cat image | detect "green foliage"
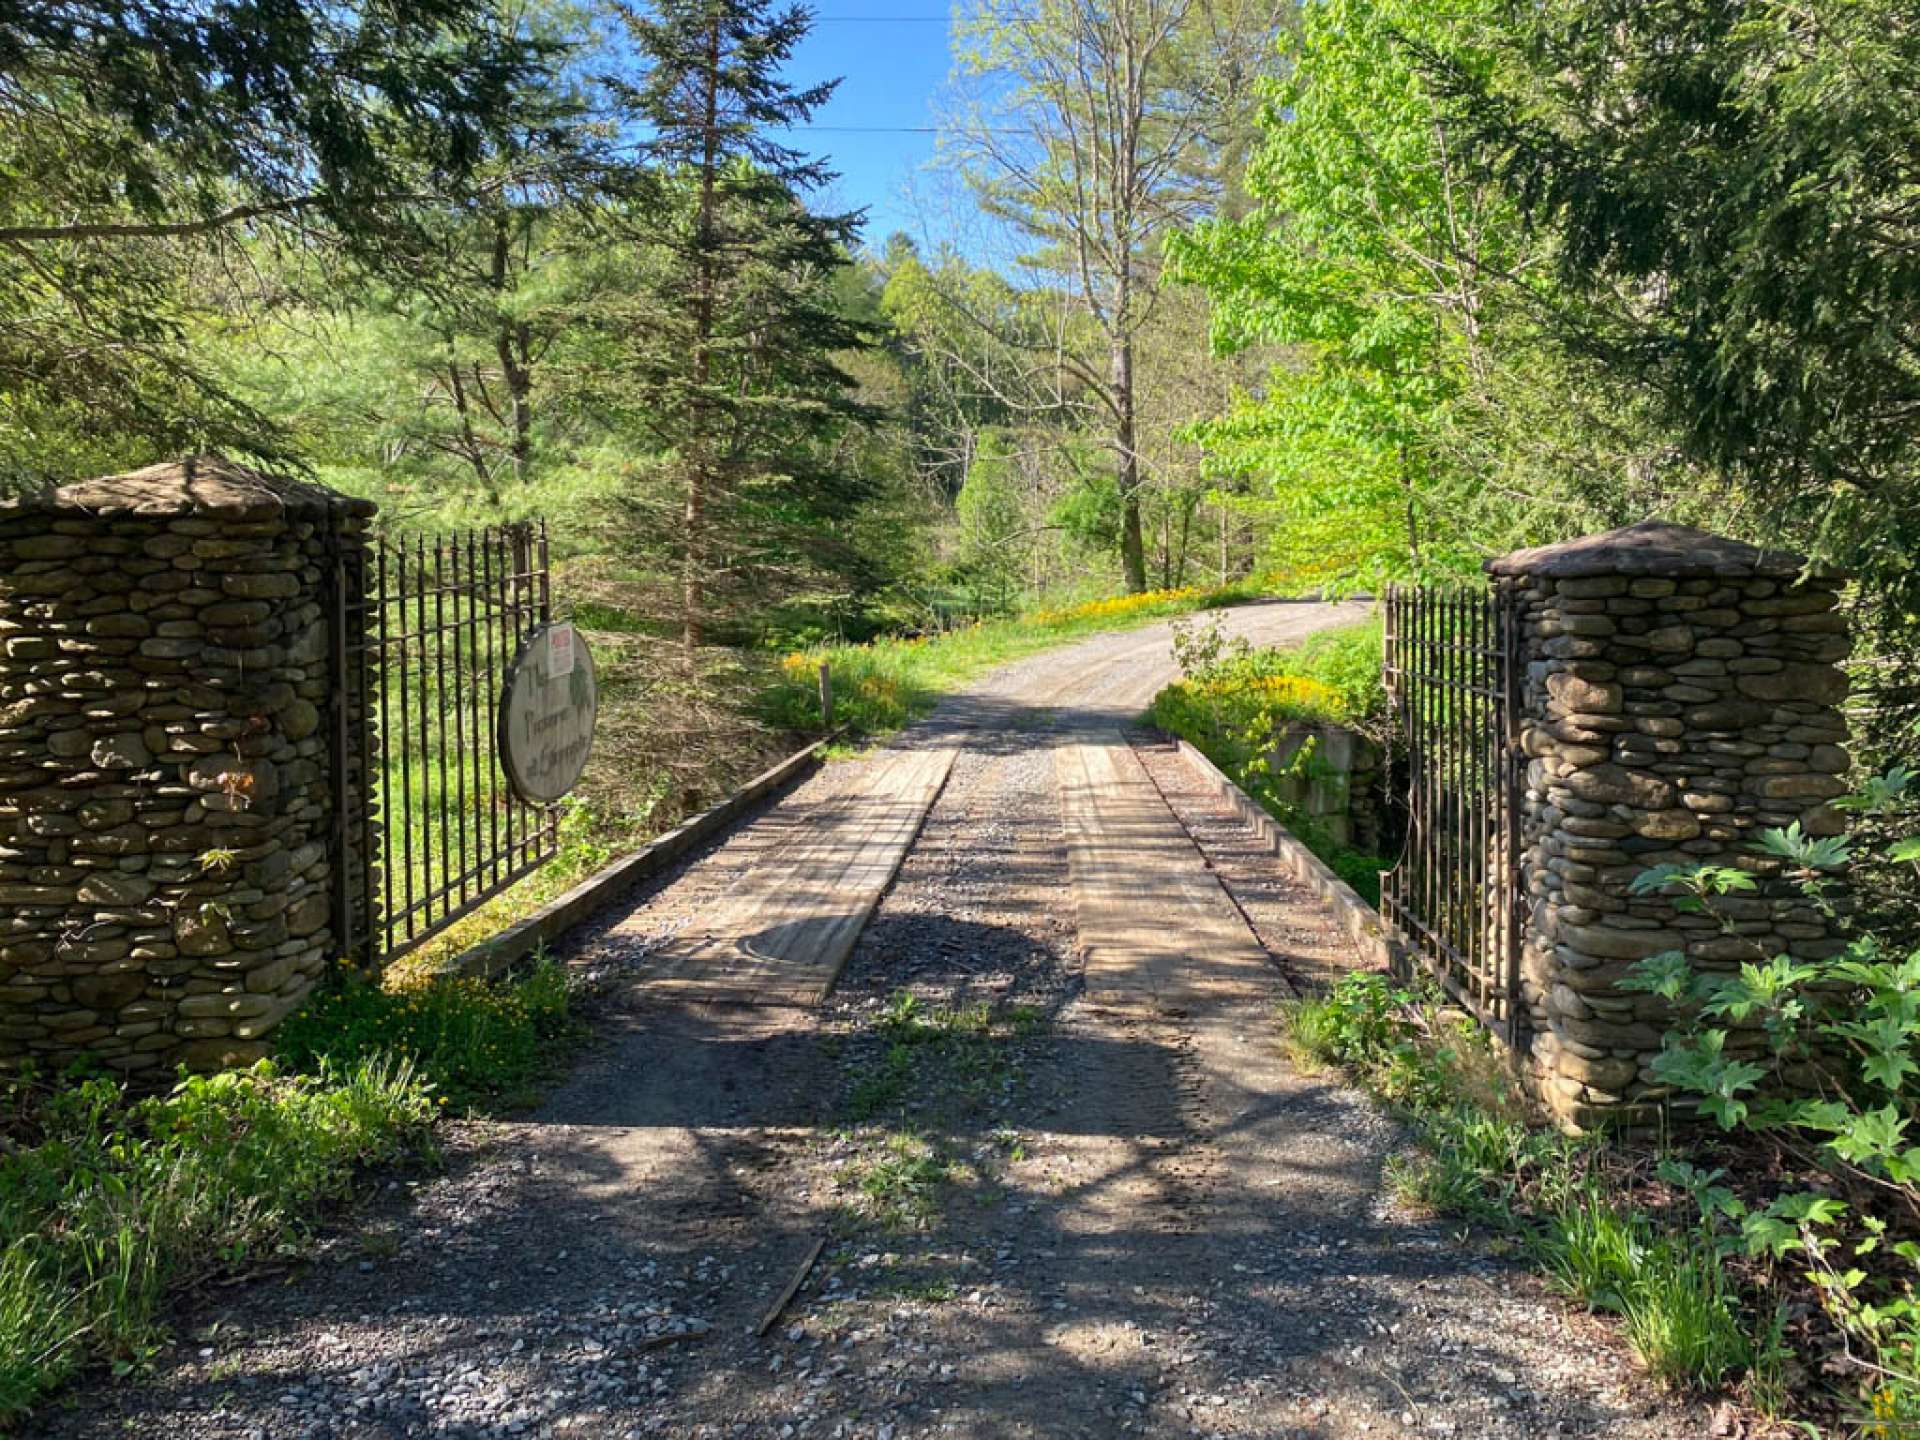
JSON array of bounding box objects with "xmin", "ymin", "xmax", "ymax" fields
[
  {"xmin": 1154, "ymin": 615, "xmax": 1383, "ymax": 743},
  {"xmin": 953, "ymin": 428, "xmax": 1030, "ymax": 615},
  {"xmin": 601, "ymin": 0, "xmax": 877, "ymax": 646},
  {"xmin": 0, "ymin": 1058, "xmax": 433, "ymax": 1419},
  {"xmin": 1282, "ymin": 621, "xmax": 1389, "ymax": 722},
  {"xmin": 951, "ymin": 0, "xmax": 1278, "ymax": 593},
  {"xmin": 274, "ymin": 960, "xmax": 574, "ymax": 1111},
  {"xmin": 844, "ymin": 991, "xmax": 1018, "ymax": 1126},
  {"xmin": 0, "ymin": 1, "xmax": 557, "ymax": 483},
  {"xmin": 1168, "ymin": 0, "xmax": 1668, "ymax": 594},
  {"xmin": 1284, "ymin": 973, "xmax": 1414, "ymax": 1073},
  {"xmin": 1429, "ymin": 0, "xmax": 1920, "ymax": 770},
  {"xmin": 1290, "ymin": 971, "xmax": 1754, "ymax": 1392},
  {"xmin": 1612, "ymin": 1227, "xmax": 1753, "ymax": 1391},
  {"xmin": 1439, "ymin": 0, "xmax": 1920, "ymax": 568},
  {"xmin": 1152, "ymin": 617, "xmax": 1388, "ymax": 901},
  {"xmin": 1622, "ymin": 768, "xmax": 1920, "ymax": 1417}
]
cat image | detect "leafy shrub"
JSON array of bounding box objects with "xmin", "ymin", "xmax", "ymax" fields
[
  {"xmin": 275, "ymin": 959, "xmax": 573, "ymax": 1111},
  {"xmin": 0, "ymin": 1058, "xmax": 432, "ymax": 1418},
  {"xmin": 1283, "ymin": 972, "xmax": 1412, "ymax": 1071},
  {"xmin": 1622, "ymin": 766, "xmax": 1920, "ymax": 1419},
  {"xmin": 1278, "ymin": 618, "xmax": 1387, "ymax": 723}
]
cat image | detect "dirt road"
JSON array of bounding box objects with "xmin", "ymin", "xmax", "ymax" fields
[{"xmin": 42, "ymin": 601, "xmax": 1703, "ymax": 1440}]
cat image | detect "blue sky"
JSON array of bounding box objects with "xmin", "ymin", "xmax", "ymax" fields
[{"xmin": 777, "ymin": 6, "xmax": 958, "ymax": 250}]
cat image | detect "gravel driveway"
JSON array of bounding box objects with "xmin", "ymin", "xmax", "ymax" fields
[{"xmin": 35, "ymin": 601, "xmax": 1706, "ymax": 1440}]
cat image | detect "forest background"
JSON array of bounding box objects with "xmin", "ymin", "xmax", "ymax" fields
[{"xmin": 5, "ymin": 0, "xmax": 1916, "ymax": 829}]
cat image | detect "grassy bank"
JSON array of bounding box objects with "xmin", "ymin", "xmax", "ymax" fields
[
  {"xmin": 0, "ymin": 961, "xmax": 575, "ymax": 1423},
  {"xmin": 1149, "ymin": 617, "xmax": 1390, "ymax": 900},
  {"xmin": 0, "ymin": 1058, "xmax": 432, "ymax": 1418}
]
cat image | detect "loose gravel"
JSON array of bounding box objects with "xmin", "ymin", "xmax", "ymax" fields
[{"xmin": 35, "ymin": 602, "xmax": 1707, "ymax": 1440}]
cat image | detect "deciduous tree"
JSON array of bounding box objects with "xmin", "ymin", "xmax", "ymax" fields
[{"xmin": 949, "ymin": 0, "xmax": 1286, "ymax": 591}]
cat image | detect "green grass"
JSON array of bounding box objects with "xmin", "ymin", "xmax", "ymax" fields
[
  {"xmin": 1284, "ymin": 973, "xmax": 1754, "ymax": 1394},
  {"xmin": 274, "ymin": 957, "xmax": 575, "ymax": 1111},
  {"xmin": 760, "ymin": 580, "xmax": 1265, "ymax": 736},
  {"xmin": 836, "ymin": 1132, "xmax": 963, "ymax": 1232},
  {"xmin": 380, "ymin": 797, "xmax": 669, "ymax": 982},
  {"xmin": 831, "ymin": 992, "xmax": 1041, "ymax": 1235},
  {"xmin": 0, "ymin": 955, "xmax": 578, "ymax": 1422},
  {"xmin": 0, "ymin": 1058, "xmax": 434, "ymax": 1420}
]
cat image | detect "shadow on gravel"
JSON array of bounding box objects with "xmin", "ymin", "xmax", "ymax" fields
[{"xmin": 42, "ymin": 972, "xmax": 1661, "ymax": 1440}]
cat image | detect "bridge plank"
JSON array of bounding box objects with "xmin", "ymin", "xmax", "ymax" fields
[
  {"xmin": 1056, "ymin": 734, "xmax": 1278, "ymax": 1014},
  {"xmin": 643, "ymin": 743, "xmax": 957, "ymax": 1005}
]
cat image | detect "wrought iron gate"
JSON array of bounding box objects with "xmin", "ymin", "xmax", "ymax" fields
[
  {"xmin": 329, "ymin": 521, "xmax": 561, "ymax": 967},
  {"xmin": 1380, "ymin": 584, "xmax": 1526, "ymax": 1044}
]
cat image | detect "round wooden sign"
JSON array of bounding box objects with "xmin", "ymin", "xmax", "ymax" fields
[{"xmin": 498, "ymin": 622, "xmax": 598, "ymax": 804}]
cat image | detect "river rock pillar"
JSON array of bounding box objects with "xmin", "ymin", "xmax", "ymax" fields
[
  {"xmin": 0, "ymin": 458, "xmax": 375, "ymax": 1075},
  {"xmin": 1486, "ymin": 521, "xmax": 1853, "ymax": 1129}
]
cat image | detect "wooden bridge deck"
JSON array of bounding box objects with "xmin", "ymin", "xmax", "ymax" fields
[
  {"xmin": 1056, "ymin": 733, "xmax": 1278, "ymax": 1014},
  {"xmin": 641, "ymin": 742, "xmax": 957, "ymax": 1005},
  {"xmin": 640, "ymin": 729, "xmax": 1282, "ymax": 1015}
]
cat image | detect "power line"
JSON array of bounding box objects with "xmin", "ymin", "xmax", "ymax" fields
[{"xmin": 771, "ymin": 123, "xmax": 1030, "ymax": 133}]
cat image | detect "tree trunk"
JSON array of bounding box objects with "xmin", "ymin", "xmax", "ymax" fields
[
  {"xmin": 491, "ymin": 215, "xmax": 533, "ymax": 489},
  {"xmin": 1160, "ymin": 504, "xmax": 1171, "ymax": 588},
  {"xmin": 1113, "ymin": 332, "xmax": 1146, "ymax": 593},
  {"xmin": 1173, "ymin": 494, "xmax": 1194, "ymax": 587},
  {"xmin": 683, "ymin": 15, "xmax": 723, "ymax": 652}
]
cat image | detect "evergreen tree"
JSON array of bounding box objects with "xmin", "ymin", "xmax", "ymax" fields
[
  {"xmin": 1428, "ymin": 0, "xmax": 1920, "ymax": 755},
  {"xmin": 604, "ymin": 0, "xmax": 876, "ymax": 648},
  {"xmin": 0, "ymin": 0, "xmax": 552, "ymax": 483}
]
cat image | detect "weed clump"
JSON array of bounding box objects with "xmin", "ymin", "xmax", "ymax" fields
[
  {"xmin": 0, "ymin": 1058, "xmax": 433, "ymax": 1418},
  {"xmin": 275, "ymin": 958, "xmax": 574, "ymax": 1110},
  {"xmin": 1284, "ymin": 973, "xmax": 1752, "ymax": 1393}
]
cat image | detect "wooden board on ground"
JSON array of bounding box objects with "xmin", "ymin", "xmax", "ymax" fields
[
  {"xmin": 1057, "ymin": 733, "xmax": 1279, "ymax": 1014},
  {"xmin": 643, "ymin": 743, "xmax": 957, "ymax": 1005}
]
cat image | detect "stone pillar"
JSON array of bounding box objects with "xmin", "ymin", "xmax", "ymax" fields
[
  {"xmin": 1487, "ymin": 521, "xmax": 1853, "ymax": 1129},
  {"xmin": 0, "ymin": 458, "xmax": 374, "ymax": 1075}
]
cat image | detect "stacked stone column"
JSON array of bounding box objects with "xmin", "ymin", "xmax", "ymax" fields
[
  {"xmin": 1487, "ymin": 521, "xmax": 1854, "ymax": 1129},
  {"xmin": 0, "ymin": 458, "xmax": 374, "ymax": 1075}
]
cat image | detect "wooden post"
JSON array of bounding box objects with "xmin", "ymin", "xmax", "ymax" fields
[{"xmin": 818, "ymin": 661, "xmax": 834, "ymax": 730}]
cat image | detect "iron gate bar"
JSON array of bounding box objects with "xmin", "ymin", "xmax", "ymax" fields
[
  {"xmin": 332, "ymin": 519, "xmax": 562, "ymax": 968},
  {"xmin": 1380, "ymin": 582, "xmax": 1525, "ymax": 1045}
]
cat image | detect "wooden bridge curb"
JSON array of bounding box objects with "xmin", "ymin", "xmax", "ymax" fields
[
  {"xmin": 1173, "ymin": 738, "xmax": 1400, "ymax": 974},
  {"xmin": 432, "ymin": 732, "xmax": 843, "ymax": 982}
]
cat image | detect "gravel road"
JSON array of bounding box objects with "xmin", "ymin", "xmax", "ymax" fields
[{"xmin": 36, "ymin": 601, "xmax": 1707, "ymax": 1440}]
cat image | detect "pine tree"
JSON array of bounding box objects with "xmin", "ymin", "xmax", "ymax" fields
[
  {"xmin": 605, "ymin": 0, "xmax": 876, "ymax": 648},
  {"xmin": 0, "ymin": 0, "xmax": 551, "ymax": 482}
]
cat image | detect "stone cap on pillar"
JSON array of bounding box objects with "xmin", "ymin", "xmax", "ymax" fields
[
  {"xmin": 1486, "ymin": 519, "xmax": 1817, "ymax": 580},
  {"xmin": 0, "ymin": 455, "xmax": 377, "ymax": 522}
]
